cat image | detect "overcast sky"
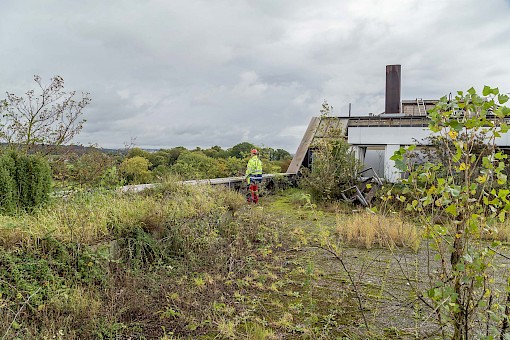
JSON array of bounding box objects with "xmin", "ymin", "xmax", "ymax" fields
[{"xmin": 1, "ymin": 0, "xmax": 510, "ymax": 152}]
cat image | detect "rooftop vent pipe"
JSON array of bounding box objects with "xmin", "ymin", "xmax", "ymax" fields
[{"xmin": 385, "ymin": 64, "xmax": 401, "ymax": 114}]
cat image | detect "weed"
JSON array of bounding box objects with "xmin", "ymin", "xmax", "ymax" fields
[
  {"xmin": 0, "ymin": 183, "xmax": 390, "ymax": 338},
  {"xmin": 336, "ymin": 211, "xmax": 421, "ymax": 250},
  {"xmin": 241, "ymin": 321, "xmax": 276, "ymax": 339}
]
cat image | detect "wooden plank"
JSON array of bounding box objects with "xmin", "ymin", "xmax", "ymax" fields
[{"xmin": 286, "ymin": 117, "xmax": 321, "ymax": 174}]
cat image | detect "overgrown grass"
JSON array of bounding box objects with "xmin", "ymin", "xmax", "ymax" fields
[
  {"xmin": 0, "ymin": 179, "xmax": 245, "ymax": 247},
  {"xmin": 268, "ymin": 188, "xmax": 422, "ymax": 251},
  {"xmin": 11, "ymin": 184, "xmax": 510, "ymax": 338},
  {"xmin": 0, "ymin": 178, "xmax": 272, "ymax": 338},
  {"xmin": 0, "ymin": 182, "xmax": 364, "ymax": 339}
]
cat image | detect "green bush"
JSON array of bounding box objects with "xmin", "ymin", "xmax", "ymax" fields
[
  {"xmin": 299, "ymin": 136, "xmax": 361, "ymax": 202},
  {"xmin": 171, "ymin": 151, "xmax": 222, "ymax": 179},
  {"xmin": 0, "ymin": 150, "xmax": 52, "ymax": 214},
  {"xmin": 120, "ymin": 155, "xmax": 152, "ymax": 184},
  {"xmin": 0, "ymin": 162, "xmax": 16, "ymax": 214},
  {"xmin": 390, "ymin": 86, "xmax": 510, "ymax": 338}
]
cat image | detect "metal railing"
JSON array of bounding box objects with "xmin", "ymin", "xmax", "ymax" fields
[
  {"xmin": 347, "ymin": 116, "xmax": 430, "ymax": 128},
  {"xmin": 120, "ymin": 173, "xmax": 296, "ymax": 193}
]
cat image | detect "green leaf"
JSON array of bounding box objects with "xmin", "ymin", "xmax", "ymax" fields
[
  {"xmin": 498, "ymin": 189, "xmax": 510, "ymax": 198},
  {"xmin": 448, "ymin": 120, "xmax": 463, "ymax": 131},
  {"xmin": 428, "ymin": 123, "xmax": 441, "ymax": 133},
  {"xmin": 499, "ymin": 210, "xmax": 506, "ymax": 222},
  {"xmin": 394, "ymin": 159, "xmax": 406, "ymax": 172},
  {"xmin": 452, "ymin": 144, "xmax": 462, "ymax": 163},
  {"xmin": 483, "ymin": 85, "xmax": 491, "ymax": 96},
  {"xmin": 390, "ymin": 146, "xmax": 407, "ymax": 160},
  {"xmin": 423, "ymin": 195, "xmax": 433, "ymax": 206},
  {"xmin": 445, "ymin": 204, "xmax": 458, "ymax": 216},
  {"xmin": 500, "ymin": 123, "xmax": 509, "ymax": 133},
  {"xmin": 467, "ymin": 87, "xmax": 476, "ymax": 95},
  {"xmin": 450, "ymin": 187, "xmax": 461, "ymax": 197},
  {"xmin": 491, "ymin": 241, "xmax": 501, "ymax": 247},
  {"xmin": 499, "ymin": 93, "xmax": 509, "ymax": 104},
  {"xmin": 390, "ymin": 153, "xmax": 402, "ymax": 161},
  {"xmin": 497, "ymin": 173, "xmax": 507, "ymax": 185},
  {"xmin": 434, "ymin": 224, "xmax": 448, "ymax": 235},
  {"xmin": 495, "ymin": 152, "xmax": 508, "ymax": 160}
]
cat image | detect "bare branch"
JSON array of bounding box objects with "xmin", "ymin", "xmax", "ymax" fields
[{"xmin": 0, "ymin": 76, "xmax": 90, "ymax": 153}]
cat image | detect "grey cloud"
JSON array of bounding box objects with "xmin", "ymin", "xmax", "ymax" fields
[{"xmin": 1, "ymin": 0, "xmax": 510, "ymax": 152}]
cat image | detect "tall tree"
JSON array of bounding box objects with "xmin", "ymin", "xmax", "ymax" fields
[
  {"xmin": 0, "ymin": 75, "xmax": 91, "ymax": 153},
  {"xmin": 228, "ymin": 142, "xmax": 255, "ymax": 159}
]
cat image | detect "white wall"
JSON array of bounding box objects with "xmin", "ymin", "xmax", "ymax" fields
[
  {"xmin": 347, "ymin": 126, "xmax": 430, "ymax": 145},
  {"xmin": 348, "ymin": 126, "xmax": 510, "ymax": 147}
]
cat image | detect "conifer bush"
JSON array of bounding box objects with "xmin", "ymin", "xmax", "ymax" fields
[
  {"xmin": 0, "ymin": 154, "xmax": 16, "ymax": 214},
  {"xmin": 0, "ymin": 150, "xmax": 52, "ymax": 214}
]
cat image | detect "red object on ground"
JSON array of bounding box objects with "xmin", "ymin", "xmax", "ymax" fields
[{"xmin": 248, "ymin": 184, "xmax": 259, "ymax": 203}]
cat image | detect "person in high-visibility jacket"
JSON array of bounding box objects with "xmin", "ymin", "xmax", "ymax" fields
[{"xmin": 245, "ymin": 148, "xmax": 263, "ymax": 203}]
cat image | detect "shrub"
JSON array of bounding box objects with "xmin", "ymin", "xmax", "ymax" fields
[
  {"xmin": 0, "ymin": 159, "xmax": 16, "ymax": 214},
  {"xmin": 120, "ymin": 156, "xmax": 152, "ymax": 184},
  {"xmin": 298, "ymin": 101, "xmax": 362, "ymax": 202},
  {"xmin": 0, "ymin": 238, "xmax": 104, "ymax": 338},
  {"xmin": 70, "ymin": 150, "xmax": 117, "ymax": 188},
  {"xmin": 390, "ymin": 86, "xmax": 510, "ymax": 338},
  {"xmin": 171, "ymin": 151, "xmax": 222, "ymax": 179},
  {"xmin": 299, "ymin": 135, "xmax": 361, "ymax": 202},
  {"xmin": 0, "ymin": 150, "xmax": 52, "ymax": 214}
]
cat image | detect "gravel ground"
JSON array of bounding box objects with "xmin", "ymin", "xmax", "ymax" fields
[
  {"xmin": 305, "ymin": 242, "xmax": 510, "ymax": 339},
  {"xmin": 264, "ymin": 192, "xmax": 510, "ymax": 338}
]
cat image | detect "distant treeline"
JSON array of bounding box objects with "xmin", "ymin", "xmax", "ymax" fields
[{"xmin": 48, "ymin": 142, "xmax": 292, "ymax": 187}]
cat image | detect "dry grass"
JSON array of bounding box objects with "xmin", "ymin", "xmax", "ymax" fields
[
  {"xmin": 481, "ymin": 221, "xmax": 510, "ymax": 243},
  {"xmin": 335, "ymin": 211, "xmax": 422, "ymax": 251},
  {"xmin": 0, "ymin": 180, "xmax": 245, "ymax": 248}
]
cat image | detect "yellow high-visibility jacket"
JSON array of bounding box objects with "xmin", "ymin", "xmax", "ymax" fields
[{"xmin": 245, "ymin": 155, "xmax": 262, "ymax": 183}]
